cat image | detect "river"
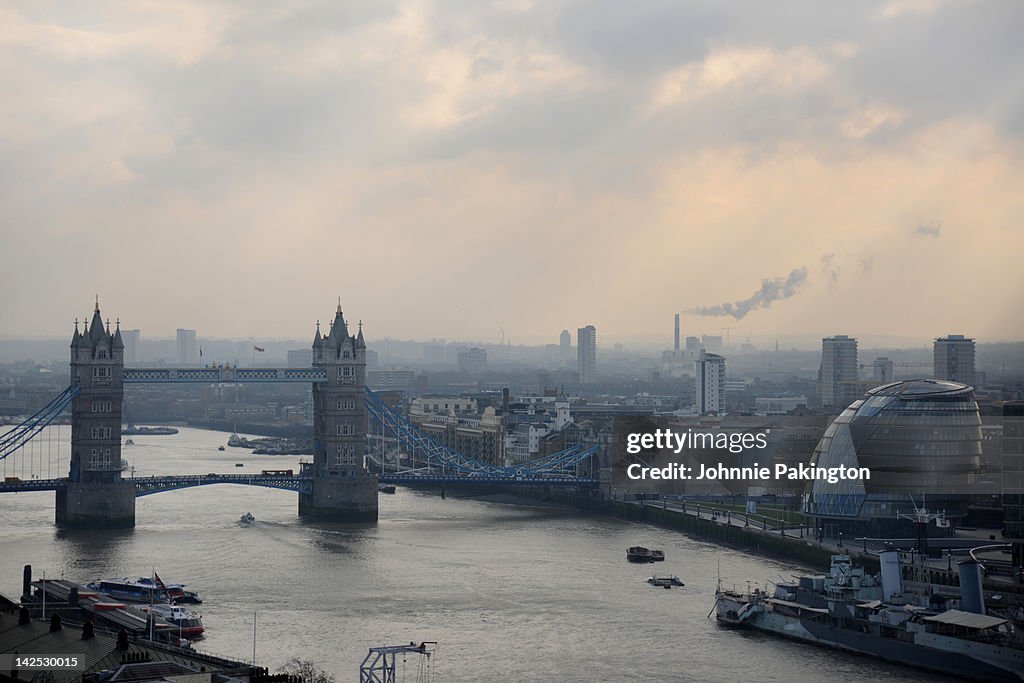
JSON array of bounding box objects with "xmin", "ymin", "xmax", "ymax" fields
[{"xmin": 0, "ymin": 426, "xmax": 944, "ymax": 681}]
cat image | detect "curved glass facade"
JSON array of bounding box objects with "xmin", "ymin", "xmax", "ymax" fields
[{"xmin": 803, "ymin": 380, "xmax": 982, "ymax": 522}]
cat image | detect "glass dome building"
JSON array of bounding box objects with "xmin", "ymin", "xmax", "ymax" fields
[{"xmin": 803, "ymin": 379, "xmax": 982, "ymax": 534}]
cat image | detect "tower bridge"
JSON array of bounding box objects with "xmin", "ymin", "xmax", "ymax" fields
[{"xmin": 0, "ymin": 301, "xmax": 601, "ymax": 528}]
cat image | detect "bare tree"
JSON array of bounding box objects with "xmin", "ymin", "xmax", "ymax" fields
[{"xmin": 277, "ymin": 657, "xmax": 336, "ymax": 683}]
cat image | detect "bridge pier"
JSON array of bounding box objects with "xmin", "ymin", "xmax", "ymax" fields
[
  {"xmin": 56, "ymin": 481, "xmax": 136, "ymax": 529},
  {"xmin": 299, "ymin": 478, "xmax": 378, "ymax": 522},
  {"xmin": 59, "ymin": 300, "xmax": 137, "ymax": 529},
  {"xmin": 300, "ymin": 304, "xmax": 378, "ymax": 523}
]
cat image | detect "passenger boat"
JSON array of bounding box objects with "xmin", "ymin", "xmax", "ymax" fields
[
  {"xmin": 87, "ymin": 575, "xmax": 201, "ymax": 604},
  {"xmin": 87, "ymin": 578, "xmax": 169, "ymax": 603},
  {"xmin": 651, "ymin": 550, "xmax": 665, "ymax": 562},
  {"xmin": 648, "ymin": 575, "xmax": 684, "ymax": 588},
  {"xmin": 133, "ymin": 603, "xmax": 205, "ymax": 638}
]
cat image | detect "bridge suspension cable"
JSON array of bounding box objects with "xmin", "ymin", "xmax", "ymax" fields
[{"xmin": 0, "ymin": 385, "xmax": 79, "ymax": 462}]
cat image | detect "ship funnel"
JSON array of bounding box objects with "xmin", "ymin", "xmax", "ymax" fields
[
  {"xmin": 879, "ymin": 549, "xmax": 902, "ymax": 601},
  {"xmin": 958, "ymin": 559, "xmax": 985, "ymax": 615}
]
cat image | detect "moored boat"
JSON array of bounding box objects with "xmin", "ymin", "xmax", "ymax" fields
[
  {"xmin": 87, "ymin": 578, "xmax": 169, "ymax": 603},
  {"xmin": 713, "ymin": 554, "xmax": 1024, "ymax": 681},
  {"xmin": 134, "ymin": 603, "xmax": 204, "ymax": 638}
]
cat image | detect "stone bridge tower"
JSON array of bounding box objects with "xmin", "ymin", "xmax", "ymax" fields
[
  {"xmin": 299, "ymin": 303, "xmax": 378, "ymax": 522},
  {"xmin": 56, "ymin": 300, "xmax": 136, "ymax": 528}
]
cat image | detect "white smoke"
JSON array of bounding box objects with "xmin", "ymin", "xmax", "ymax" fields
[{"xmin": 688, "ymin": 267, "xmax": 808, "ymax": 320}]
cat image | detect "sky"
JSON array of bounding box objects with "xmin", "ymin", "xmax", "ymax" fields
[{"xmin": 1, "ymin": 0, "xmax": 1022, "ymax": 346}]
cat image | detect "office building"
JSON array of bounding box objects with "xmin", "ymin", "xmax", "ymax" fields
[
  {"xmin": 820, "ymin": 335, "xmax": 858, "ymax": 409},
  {"xmin": 934, "ymin": 334, "xmax": 976, "ymax": 387},
  {"xmin": 176, "ymin": 329, "xmax": 198, "ymax": 365},
  {"xmin": 577, "ymin": 325, "xmax": 597, "ymax": 383},
  {"xmin": 685, "ymin": 336, "xmax": 702, "ymax": 352},
  {"xmin": 695, "ymin": 350, "xmax": 726, "ymax": 414},
  {"xmin": 559, "ymin": 329, "xmax": 572, "ymax": 357},
  {"xmin": 458, "ymin": 347, "xmax": 488, "ymax": 376},
  {"xmin": 121, "ymin": 329, "xmax": 140, "ymax": 364},
  {"xmin": 287, "ymin": 348, "xmax": 313, "ymax": 367},
  {"xmin": 804, "ymin": 380, "xmax": 983, "ymax": 533},
  {"xmin": 872, "ymin": 357, "xmax": 895, "ymax": 384}
]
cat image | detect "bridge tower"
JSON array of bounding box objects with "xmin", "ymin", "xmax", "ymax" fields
[
  {"xmin": 56, "ymin": 300, "xmax": 136, "ymax": 528},
  {"xmin": 299, "ymin": 303, "xmax": 378, "ymax": 521}
]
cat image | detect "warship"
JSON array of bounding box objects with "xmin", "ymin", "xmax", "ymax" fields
[{"xmin": 714, "ymin": 553, "xmax": 1024, "ymax": 681}]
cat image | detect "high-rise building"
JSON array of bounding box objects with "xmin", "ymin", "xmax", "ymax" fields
[
  {"xmin": 577, "ymin": 325, "xmax": 597, "ymax": 383},
  {"xmin": 1004, "ymin": 401, "xmax": 1024, "ymax": 579},
  {"xmin": 872, "ymin": 357, "xmax": 895, "ymax": 383},
  {"xmin": 685, "ymin": 336, "xmax": 702, "ymax": 352},
  {"xmin": 559, "ymin": 329, "xmax": 571, "ymax": 357},
  {"xmin": 458, "ymin": 347, "xmax": 487, "ymax": 376},
  {"xmin": 176, "ymin": 329, "xmax": 198, "ymax": 365},
  {"xmin": 287, "ymin": 348, "xmax": 313, "ymax": 367},
  {"xmin": 121, "ymin": 329, "xmax": 140, "ymax": 364},
  {"xmin": 934, "ymin": 334, "xmax": 976, "ymax": 387},
  {"xmin": 695, "ymin": 350, "xmax": 726, "ymax": 414},
  {"xmin": 820, "ymin": 335, "xmax": 858, "ymax": 409}
]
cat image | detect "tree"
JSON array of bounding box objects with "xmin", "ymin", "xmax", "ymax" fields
[{"xmin": 277, "ymin": 658, "xmax": 336, "ymax": 683}]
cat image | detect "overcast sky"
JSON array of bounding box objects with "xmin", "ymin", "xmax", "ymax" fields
[{"xmin": 1, "ymin": 0, "xmax": 1022, "ymax": 345}]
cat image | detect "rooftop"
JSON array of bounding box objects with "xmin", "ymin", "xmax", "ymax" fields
[{"xmin": 867, "ymin": 379, "xmax": 973, "ymax": 399}]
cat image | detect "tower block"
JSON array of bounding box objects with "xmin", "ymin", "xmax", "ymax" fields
[
  {"xmin": 56, "ymin": 301, "xmax": 136, "ymax": 528},
  {"xmin": 299, "ymin": 304, "xmax": 378, "ymax": 522}
]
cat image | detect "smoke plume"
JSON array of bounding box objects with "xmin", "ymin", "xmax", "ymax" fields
[{"xmin": 688, "ymin": 267, "xmax": 807, "ymax": 320}]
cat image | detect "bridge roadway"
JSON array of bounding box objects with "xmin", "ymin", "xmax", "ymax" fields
[{"xmin": 0, "ymin": 473, "xmax": 598, "ymax": 496}]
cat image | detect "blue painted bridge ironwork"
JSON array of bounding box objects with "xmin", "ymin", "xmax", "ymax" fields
[{"xmin": 0, "ymin": 473, "xmax": 597, "ymax": 496}]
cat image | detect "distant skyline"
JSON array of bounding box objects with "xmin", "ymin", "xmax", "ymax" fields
[{"xmin": 1, "ymin": 1, "xmax": 1023, "ymax": 342}]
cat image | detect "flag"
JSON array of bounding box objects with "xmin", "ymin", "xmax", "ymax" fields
[{"xmin": 254, "ymin": 345, "xmax": 265, "ymax": 352}]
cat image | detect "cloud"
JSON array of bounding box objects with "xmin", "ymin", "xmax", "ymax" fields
[{"xmin": 688, "ymin": 268, "xmax": 809, "ymax": 320}]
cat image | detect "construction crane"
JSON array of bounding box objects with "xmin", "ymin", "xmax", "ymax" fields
[{"xmin": 360, "ymin": 642, "xmax": 437, "ymax": 683}]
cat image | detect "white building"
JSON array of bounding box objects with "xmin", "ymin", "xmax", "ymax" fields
[
  {"xmin": 695, "ymin": 350, "xmax": 726, "ymax": 414},
  {"xmin": 820, "ymin": 335, "xmax": 858, "ymax": 409},
  {"xmin": 176, "ymin": 329, "xmax": 198, "ymax": 365},
  {"xmin": 577, "ymin": 325, "xmax": 597, "ymax": 383}
]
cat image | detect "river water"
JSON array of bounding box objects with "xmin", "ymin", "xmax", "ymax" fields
[{"xmin": 0, "ymin": 426, "xmax": 944, "ymax": 681}]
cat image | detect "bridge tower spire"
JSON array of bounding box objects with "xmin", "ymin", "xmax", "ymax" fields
[
  {"xmin": 57, "ymin": 301, "xmax": 136, "ymax": 528},
  {"xmin": 299, "ymin": 303, "xmax": 378, "ymax": 522}
]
